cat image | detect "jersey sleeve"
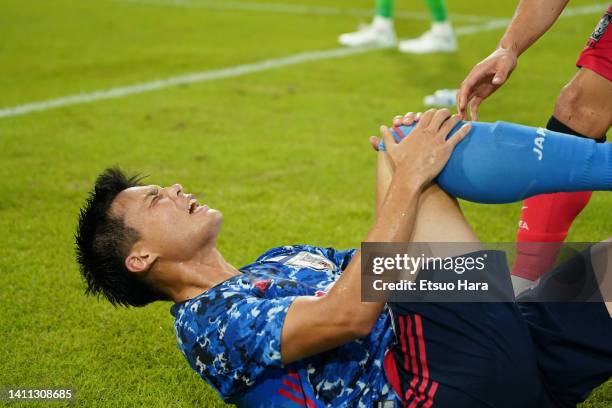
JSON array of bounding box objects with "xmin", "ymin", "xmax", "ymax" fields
[
  {"xmin": 324, "ymin": 247, "xmax": 357, "ymax": 271},
  {"xmin": 178, "ymin": 295, "xmax": 297, "ymax": 399}
]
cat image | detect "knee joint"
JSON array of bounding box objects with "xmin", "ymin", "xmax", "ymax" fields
[{"xmin": 554, "ymin": 83, "xmax": 582, "ymax": 122}]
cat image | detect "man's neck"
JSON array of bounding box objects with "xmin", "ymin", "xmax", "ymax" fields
[{"xmin": 160, "ymin": 247, "xmax": 242, "ymax": 303}]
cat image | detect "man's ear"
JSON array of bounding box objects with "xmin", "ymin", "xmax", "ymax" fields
[{"xmin": 125, "ymin": 244, "xmax": 159, "ymax": 274}]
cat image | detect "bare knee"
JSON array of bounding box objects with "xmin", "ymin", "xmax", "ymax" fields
[
  {"xmin": 553, "ymin": 69, "xmax": 612, "ymax": 138},
  {"xmin": 554, "ymin": 82, "xmax": 580, "ymax": 123}
]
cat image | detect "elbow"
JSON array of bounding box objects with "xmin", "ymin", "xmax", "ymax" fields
[
  {"xmin": 323, "ymin": 297, "xmax": 378, "ymax": 339},
  {"xmin": 337, "ymin": 309, "xmax": 376, "ymax": 338},
  {"xmin": 351, "ymin": 319, "xmax": 375, "ymax": 338}
]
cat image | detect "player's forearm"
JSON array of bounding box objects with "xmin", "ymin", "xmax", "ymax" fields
[
  {"xmin": 328, "ymin": 173, "xmax": 424, "ymax": 334},
  {"xmin": 498, "ymin": 0, "xmax": 569, "ymax": 56},
  {"xmin": 375, "ymin": 151, "xmax": 394, "ymax": 216},
  {"xmin": 281, "ymin": 173, "xmax": 424, "ymax": 364}
]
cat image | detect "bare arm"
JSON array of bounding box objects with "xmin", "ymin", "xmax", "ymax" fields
[
  {"xmin": 457, "ymin": 0, "xmax": 569, "ymax": 119},
  {"xmin": 500, "ymin": 0, "xmax": 569, "ymax": 56},
  {"xmin": 281, "ymin": 176, "xmax": 422, "ymax": 364},
  {"xmin": 373, "ymin": 112, "xmax": 421, "ymax": 215},
  {"xmin": 280, "ymin": 109, "xmax": 472, "ymax": 364},
  {"xmin": 375, "ymin": 151, "xmax": 394, "ymax": 216}
]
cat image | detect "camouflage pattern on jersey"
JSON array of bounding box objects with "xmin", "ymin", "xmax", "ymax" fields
[{"xmin": 171, "ymin": 245, "xmax": 397, "ymax": 407}]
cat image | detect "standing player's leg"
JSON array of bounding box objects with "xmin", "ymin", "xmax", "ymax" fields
[
  {"xmin": 338, "ymin": 0, "xmax": 397, "ymax": 47},
  {"xmin": 398, "ymin": 0, "xmax": 456, "ymax": 54},
  {"xmin": 512, "ymin": 7, "xmax": 612, "ymax": 291},
  {"xmin": 376, "ymin": 0, "xmax": 394, "ymax": 19}
]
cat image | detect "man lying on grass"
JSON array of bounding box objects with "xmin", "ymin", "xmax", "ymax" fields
[{"xmin": 76, "ymin": 109, "xmax": 611, "ymax": 407}]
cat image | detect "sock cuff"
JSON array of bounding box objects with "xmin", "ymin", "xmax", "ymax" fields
[
  {"xmin": 431, "ymin": 21, "xmax": 453, "ymax": 33},
  {"xmin": 546, "ymin": 116, "xmax": 607, "ymax": 143},
  {"xmin": 516, "ymin": 230, "xmax": 569, "ymax": 243},
  {"xmin": 373, "ymin": 15, "xmax": 393, "ymax": 27},
  {"xmin": 511, "ymin": 242, "xmax": 564, "ymax": 280}
]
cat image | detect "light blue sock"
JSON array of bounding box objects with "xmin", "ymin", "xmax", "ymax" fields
[{"xmin": 379, "ymin": 121, "xmax": 611, "ymax": 204}]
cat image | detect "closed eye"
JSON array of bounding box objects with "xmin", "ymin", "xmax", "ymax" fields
[{"xmin": 148, "ymin": 188, "xmax": 160, "ymax": 208}]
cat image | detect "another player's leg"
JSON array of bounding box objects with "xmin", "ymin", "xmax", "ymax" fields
[
  {"xmin": 338, "ymin": 0, "xmax": 396, "ymax": 47},
  {"xmin": 512, "ymin": 68, "xmax": 612, "ymax": 291},
  {"xmin": 512, "ymin": 6, "xmax": 612, "ymax": 289},
  {"xmin": 398, "ymin": 0, "xmax": 456, "ymax": 54}
]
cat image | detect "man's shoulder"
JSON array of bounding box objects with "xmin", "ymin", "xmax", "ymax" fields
[{"xmin": 172, "ymin": 276, "xmax": 251, "ymax": 321}]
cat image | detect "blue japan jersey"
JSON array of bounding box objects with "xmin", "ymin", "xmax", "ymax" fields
[{"xmin": 171, "ymin": 245, "xmax": 398, "ymax": 407}]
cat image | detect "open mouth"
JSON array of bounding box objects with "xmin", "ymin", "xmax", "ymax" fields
[
  {"xmin": 187, "ymin": 198, "xmax": 209, "ymax": 214},
  {"xmin": 188, "ymin": 199, "xmax": 199, "ymax": 214}
]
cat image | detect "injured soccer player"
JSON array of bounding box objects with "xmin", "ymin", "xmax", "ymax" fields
[{"xmin": 75, "ymin": 109, "xmax": 611, "ymax": 407}]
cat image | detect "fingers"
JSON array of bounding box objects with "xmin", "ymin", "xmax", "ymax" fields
[
  {"xmin": 492, "ymin": 55, "xmax": 515, "ymax": 85},
  {"xmin": 392, "ymin": 112, "xmax": 418, "ymax": 127},
  {"xmin": 369, "ymin": 136, "xmax": 380, "ymax": 151},
  {"xmin": 446, "ymin": 123, "xmax": 472, "ymax": 147},
  {"xmin": 400, "ymin": 111, "xmax": 418, "ymax": 126},
  {"xmin": 468, "ymin": 97, "xmax": 481, "ymax": 121},
  {"xmin": 457, "ymin": 84, "xmax": 471, "ymax": 117},
  {"xmin": 380, "ymin": 125, "xmax": 396, "ymax": 149},
  {"xmin": 417, "ymin": 109, "xmax": 436, "ymax": 128},
  {"xmin": 457, "ymin": 70, "xmax": 481, "ymax": 117},
  {"xmin": 392, "ymin": 115, "xmax": 403, "ymax": 127},
  {"xmin": 492, "ymin": 69, "xmax": 509, "ymax": 85},
  {"xmin": 428, "ymin": 108, "xmax": 452, "ymax": 131},
  {"xmin": 437, "ymin": 114, "xmax": 462, "ymax": 140},
  {"xmin": 458, "ymin": 58, "xmax": 494, "ymax": 118}
]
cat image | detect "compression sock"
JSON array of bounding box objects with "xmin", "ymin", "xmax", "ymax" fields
[
  {"xmin": 511, "ymin": 116, "xmax": 598, "ymax": 281},
  {"xmin": 511, "ymin": 192, "xmax": 592, "ymax": 281},
  {"xmin": 425, "ymin": 0, "xmax": 448, "ymax": 22},
  {"xmin": 376, "ymin": 0, "xmax": 394, "ymax": 18},
  {"xmin": 379, "ymin": 120, "xmax": 612, "ymax": 203}
]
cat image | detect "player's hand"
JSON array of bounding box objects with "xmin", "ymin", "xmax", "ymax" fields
[
  {"xmin": 384, "ymin": 109, "xmax": 471, "ymax": 185},
  {"xmin": 369, "ymin": 111, "xmax": 421, "ymax": 151},
  {"xmin": 457, "ymin": 48, "xmax": 518, "ymax": 120}
]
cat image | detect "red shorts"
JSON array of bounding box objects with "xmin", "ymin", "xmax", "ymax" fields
[{"xmin": 576, "ymin": 5, "xmax": 612, "ymax": 80}]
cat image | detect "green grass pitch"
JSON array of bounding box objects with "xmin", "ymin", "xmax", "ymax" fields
[{"xmin": 0, "ymin": 0, "xmax": 610, "ymax": 406}]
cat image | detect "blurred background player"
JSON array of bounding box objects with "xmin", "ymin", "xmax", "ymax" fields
[
  {"xmin": 338, "ymin": 0, "xmax": 456, "ymax": 53},
  {"xmin": 457, "ymin": 1, "xmax": 612, "ymax": 292}
]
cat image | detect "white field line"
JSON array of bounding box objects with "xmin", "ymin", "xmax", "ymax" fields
[
  {"xmin": 0, "ymin": 3, "xmax": 606, "ymax": 120},
  {"xmin": 119, "ymin": 0, "xmax": 495, "ymax": 23}
]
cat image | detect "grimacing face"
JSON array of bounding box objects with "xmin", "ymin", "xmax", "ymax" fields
[{"xmin": 111, "ymin": 183, "xmax": 223, "ymax": 269}]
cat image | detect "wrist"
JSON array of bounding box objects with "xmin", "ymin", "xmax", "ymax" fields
[
  {"xmin": 390, "ymin": 169, "xmax": 428, "ymax": 193},
  {"xmin": 497, "ymin": 41, "xmax": 521, "ymax": 58}
]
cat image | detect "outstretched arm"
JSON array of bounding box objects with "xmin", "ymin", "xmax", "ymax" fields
[
  {"xmin": 498, "ymin": 0, "xmax": 569, "ymax": 58},
  {"xmin": 457, "ymin": 0, "xmax": 569, "ymax": 120}
]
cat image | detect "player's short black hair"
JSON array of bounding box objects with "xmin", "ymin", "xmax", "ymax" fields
[{"xmin": 75, "ymin": 167, "xmax": 167, "ymax": 307}]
